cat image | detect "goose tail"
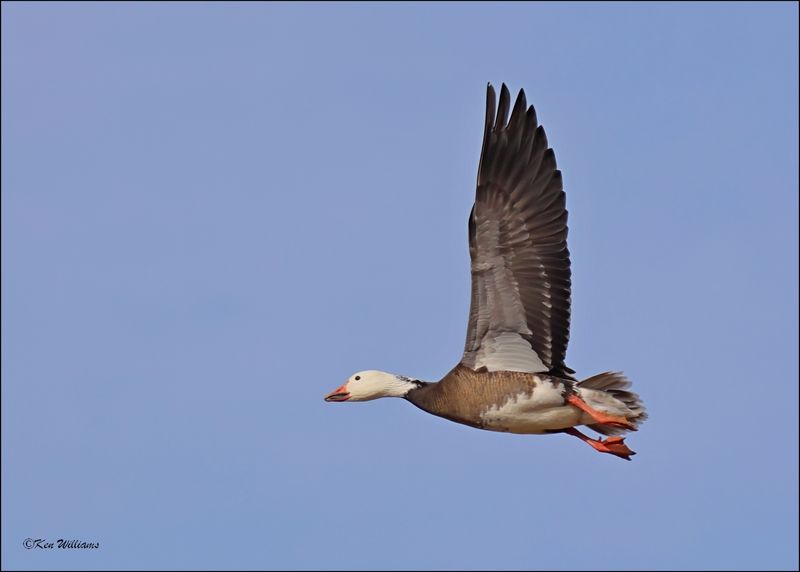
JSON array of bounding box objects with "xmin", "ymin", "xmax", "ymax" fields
[{"xmin": 577, "ymin": 372, "xmax": 648, "ymax": 436}]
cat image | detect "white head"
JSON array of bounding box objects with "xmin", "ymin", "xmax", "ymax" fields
[{"xmin": 324, "ymin": 370, "xmax": 421, "ymax": 402}]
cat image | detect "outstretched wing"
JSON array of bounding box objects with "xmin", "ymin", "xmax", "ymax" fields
[{"xmin": 461, "ymin": 84, "xmax": 574, "ymax": 378}]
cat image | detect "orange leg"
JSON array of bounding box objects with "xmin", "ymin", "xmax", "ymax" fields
[
  {"xmin": 567, "ymin": 394, "xmax": 635, "ymax": 430},
  {"xmin": 564, "ymin": 427, "xmax": 636, "ymax": 461}
]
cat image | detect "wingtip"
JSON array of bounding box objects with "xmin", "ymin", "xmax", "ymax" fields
[
  {"xmin": 507, "ymin": 87, "xmax": 528, "ymax": 129},
  {"xmin": 496, "ymin": 84, "xmax": 511, "ymax": 128},
  {"xmin": 487, "ymin": 83, "xmax": 497, "ymax": 106},
  {"xmin": 487, "ymin": 83, "xmax": 527, "ymax": 102}
]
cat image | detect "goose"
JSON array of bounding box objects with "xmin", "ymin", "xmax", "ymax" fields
[{"xmin": 325, "ymin": 83, "xmax": 647, "ymax": 460}]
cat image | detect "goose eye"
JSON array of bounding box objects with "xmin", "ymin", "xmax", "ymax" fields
[{"xmin": 354, "ymin": 375, "xmax": 361, "ymax": 381}]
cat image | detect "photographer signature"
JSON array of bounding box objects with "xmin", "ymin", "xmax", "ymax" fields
[{"xmin": 23, "ymin": 538, "xmax": 99, "ymax": 549}]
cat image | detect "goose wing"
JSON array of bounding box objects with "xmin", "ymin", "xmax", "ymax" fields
[{"xmin": 461, "ymin": 84, "xmax": 574, "ymax": 378}]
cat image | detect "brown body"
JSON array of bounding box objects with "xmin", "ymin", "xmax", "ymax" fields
[{"xmin": 405, "ymin": 365, "xmax": 575, "ymax": 432}]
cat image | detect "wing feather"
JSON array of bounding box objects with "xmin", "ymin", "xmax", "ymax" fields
[{"xmin": 462, "ymin": 84, "xmax": 574, "ymax": 378}]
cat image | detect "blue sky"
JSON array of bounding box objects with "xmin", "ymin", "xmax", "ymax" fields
[{"xmin": 2, "ymin": 2, "xmax": 797, "ymax": 570}]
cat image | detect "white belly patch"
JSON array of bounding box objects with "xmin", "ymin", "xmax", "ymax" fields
[{"xmin": 480, "ymin": 378, "xmax": 584, "ymax": 434}]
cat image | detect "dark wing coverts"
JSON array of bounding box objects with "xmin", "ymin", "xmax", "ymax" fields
[{"xmin": 461, "ymin": 84, "xmax": 574, "ymax": 378}]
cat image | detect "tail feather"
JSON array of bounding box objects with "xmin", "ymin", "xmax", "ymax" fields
[{"xmin": 578, "ymin": 372, "xmax": 648, "ymax": 436}]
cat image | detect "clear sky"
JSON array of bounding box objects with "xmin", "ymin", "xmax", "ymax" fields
[{"xmin": 2, "ymin": 2, "xmax": 798, "ymax": 570}]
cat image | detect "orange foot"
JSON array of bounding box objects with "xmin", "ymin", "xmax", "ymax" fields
[
  {"xmin": 587, "ymin": 436, "xmax": 636, "ymax": 461},
  {"xmin": 567, "ymin": 394, "xmax": 635, "ymax": 430},
  {"xmin": 564, "ymin": 428, "xmax": 637, "ymax": 461}
]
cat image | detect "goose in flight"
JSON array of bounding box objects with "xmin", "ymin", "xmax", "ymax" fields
[{"xmin": 325, "ymin": 84, "xmax": 647, "ymax": 460}]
